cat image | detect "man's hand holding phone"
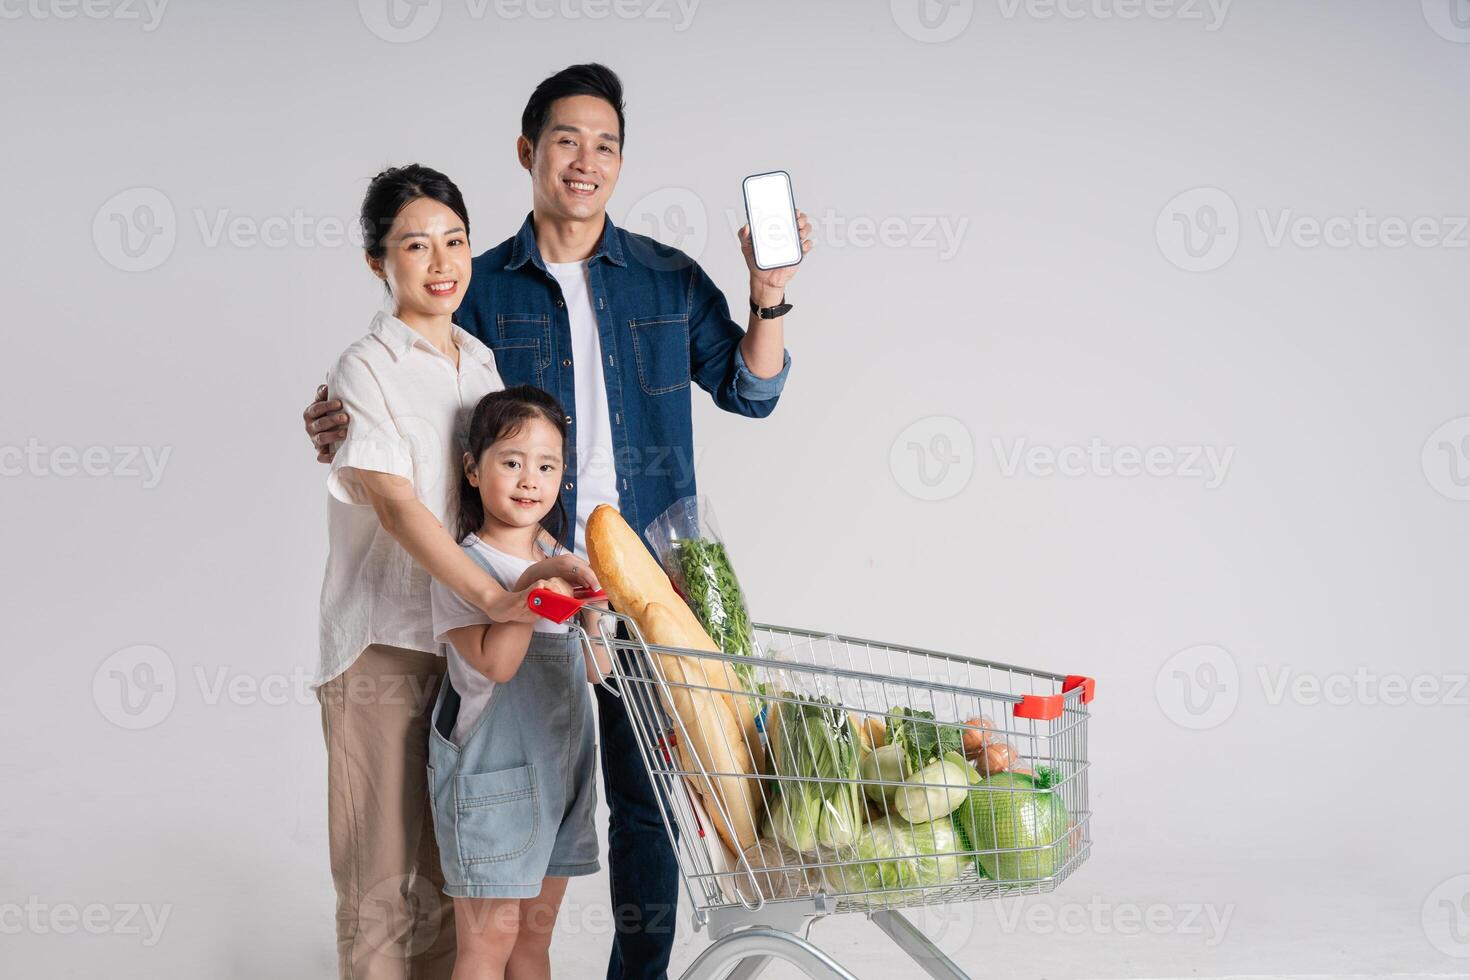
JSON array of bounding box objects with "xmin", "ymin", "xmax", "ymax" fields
[{"xmin": 739, "ymin": 170, "xmax": 812, "ymax": 305}]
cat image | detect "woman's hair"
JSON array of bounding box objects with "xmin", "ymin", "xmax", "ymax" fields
[
  {"xmin": 455, "ymin": 385, "xmax": 572, "ymax": 549},
  {"xmin": 359, "ymin": 164, "xmax": 470, "ymax": 287}
]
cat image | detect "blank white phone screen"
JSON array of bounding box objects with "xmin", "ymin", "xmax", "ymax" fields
[{"xmin": 745, "ymin": 172, "xmax": 800, "ymax": 269}]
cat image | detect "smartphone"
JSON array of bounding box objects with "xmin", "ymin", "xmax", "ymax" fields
[{"xmin": 742, "ymin": 170, "xmax": 802, "ymax": 270}]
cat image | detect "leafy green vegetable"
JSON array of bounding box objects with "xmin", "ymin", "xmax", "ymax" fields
[
  {"xmin": 764, "ymin": 790, "xmax": 821, "ymax": 853},
  {"xmin": 830, "ymin": 816, "xmax": 965, "ymax": 903},
  {"xmin": 953, "ymin": 771, "xmax": 1069, "ymax": 881},
  {"xmin": 671, "ymin": 537, "xmax": 759, "ymax": 690},
  {"xmin": 767, "ymin": 693, "xmax": 867, "ymax": 850},
  {"xmin": 886, "ymin": 707, "xmax": 966, "ymax": 774}
]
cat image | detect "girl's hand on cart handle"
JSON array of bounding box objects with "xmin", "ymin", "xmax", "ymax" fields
[{"xmin": 509, "ymin": 577, "xmax": 576, "ymax": 623}]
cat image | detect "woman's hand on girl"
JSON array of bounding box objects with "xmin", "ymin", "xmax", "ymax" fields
[{"xmin": 520, "ymin": 554, "xmax": 600, "ymax": 593}]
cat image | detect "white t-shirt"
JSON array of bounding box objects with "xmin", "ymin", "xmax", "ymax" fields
[
  {"xmin": 545, "ymin": 260, "xmax": 619, "ymax": 560},
  {"xmin": 317, "ymin": 310, "xmax": 504, "ymax": 686},
  {"xmin": 430, "ymin": 534, "xmax": 568, "ymax": 745}
]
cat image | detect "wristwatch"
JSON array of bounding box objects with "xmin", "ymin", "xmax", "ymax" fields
[{"xmin": 750, "ymin": 294, "xmax": 793, "ymax": 319}]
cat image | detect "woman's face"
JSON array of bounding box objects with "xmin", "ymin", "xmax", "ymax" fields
[
  {"xmin": 466, "ymin": 416, "xmax": 566, "ymax": 534},
  {"xmin": 367, "ymin": 196, "xmax": 471, "ymax": 321},
  {"xmin": 519, "ymin": 94, "xmax": 623, "ymax": 225}
]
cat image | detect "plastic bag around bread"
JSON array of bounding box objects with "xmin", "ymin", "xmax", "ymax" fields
[{"xmin": 585, "ymin": 505, "xmax": 764, "ymax": 771}]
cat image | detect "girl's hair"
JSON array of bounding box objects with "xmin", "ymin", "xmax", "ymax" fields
[
  {"xmin": 455, "ymin": 385, "xmax": 572, "ymax": 549},
  {"xmin": 359, "ymin": 164, "xmax": 470, "ymax": 288}
]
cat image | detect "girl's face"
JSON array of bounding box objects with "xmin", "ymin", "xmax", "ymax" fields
[
  {"xmin": 366, "ymin": 196, "xmax": 470, "ymax": 321},
  {"xmin": 465, "ymin": 416, "xmax": 565, "ymax": 534}
]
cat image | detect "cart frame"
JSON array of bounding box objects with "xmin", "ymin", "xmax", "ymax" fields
[{"xmin": 526, "ymin": 589, "xmax": 1095, "ymax": 980}]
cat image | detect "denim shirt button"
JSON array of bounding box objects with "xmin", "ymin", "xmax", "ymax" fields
[
  {"xmin": 564, "ymin": 481, "xmax": 574, "ymax": 491},
  {"xmin": 561, "ymin": 358, "xmax": 572, "ymax": 367}
]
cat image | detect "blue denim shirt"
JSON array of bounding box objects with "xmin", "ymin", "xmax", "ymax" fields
[{"xmin": 454, "ymin": 212, "xmax": 792, "ymax": 553}]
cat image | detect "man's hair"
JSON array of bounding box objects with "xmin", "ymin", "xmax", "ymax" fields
[{"xmin": 521, "ymin": 63, "xmax": 626, "ymax": 150}]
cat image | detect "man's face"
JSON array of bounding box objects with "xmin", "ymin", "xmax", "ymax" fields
[{"xmin": 519, "ymin": 94, "xmax": 622, "ymax": 223}]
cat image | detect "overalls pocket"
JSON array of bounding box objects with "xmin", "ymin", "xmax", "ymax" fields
[{"xmin": 454, "ymin": 764, "xmax": 539, "ymax": 865}]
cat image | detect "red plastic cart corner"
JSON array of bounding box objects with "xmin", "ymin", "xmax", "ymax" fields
[{"xmin": 1014, "ymin": 675, "xmax": 1097, "ymax": 720}]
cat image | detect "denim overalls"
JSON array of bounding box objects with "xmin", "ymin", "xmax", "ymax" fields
[{"xmin": 427, "ymin": 551, "xmax": 600, "ymax": 898}]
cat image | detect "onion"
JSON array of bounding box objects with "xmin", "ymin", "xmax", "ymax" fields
[
  {"xmin": 960, "ymin": 715, "xmax": 993, "ymax": 756},
  {"xmin": 976, "ymin": 740, "xmax": 1016, "ymax": 776}
]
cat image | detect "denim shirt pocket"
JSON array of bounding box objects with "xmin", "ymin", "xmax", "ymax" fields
[
  {"xmin": 628, "ymin": 313, "xmax": 690, "ymax": 395},
  {"xmin": 491, "ymin": 313, "xmax": 551, "ymax": 387}
]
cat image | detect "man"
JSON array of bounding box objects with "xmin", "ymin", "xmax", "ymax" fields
[{"xmin": 304, "ymin": 64, "xmax": 810, "ymax": 979}]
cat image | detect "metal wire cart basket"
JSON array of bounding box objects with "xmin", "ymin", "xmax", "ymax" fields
[{"xmin": 529, "ymin": 589, "xmax": 1096, "ymax": 980}]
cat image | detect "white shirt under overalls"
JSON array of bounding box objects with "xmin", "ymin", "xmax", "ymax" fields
[
  {"xmin": 429, "ymin": 534, "xmax": 569, "ymax": 745},
  {"xmin": 316, "ymin": 311, "xmax": 504, "ymax": 687}
]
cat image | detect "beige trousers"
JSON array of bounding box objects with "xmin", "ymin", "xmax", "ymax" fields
[{"xmin": 319, "ymin": 644, "xmax": 457, "ymax": 979}]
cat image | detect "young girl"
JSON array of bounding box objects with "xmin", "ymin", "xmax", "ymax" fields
[
  {"xmin": 427, "ymin": 385, "xmax": 612, "ymax": 980},
  {"xmin": 316, "ymin": 164, "xmax": 597, "ymax": 979}
]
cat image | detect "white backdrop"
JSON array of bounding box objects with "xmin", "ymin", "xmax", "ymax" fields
[{"xmin": 3, "ymin": 1, "xmax": 1468, "ymax": 977}]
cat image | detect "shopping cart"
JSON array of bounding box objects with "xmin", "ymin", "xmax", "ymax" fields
[{"xmin": 529, "ymin": 588, "xmax": 1095, "ymax": 980}]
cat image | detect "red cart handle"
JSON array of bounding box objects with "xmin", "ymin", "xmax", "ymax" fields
[
  {"xmin": 527, "ymin": 587, "xmax": 606, "ymax": 624},
  {"xmin": 1014, "ymin": 675, "xmax": 1097, "ymax": 720}
]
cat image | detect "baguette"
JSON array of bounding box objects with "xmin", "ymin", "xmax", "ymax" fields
[
  {"xmin": 642, "ymin": 602, "xmax": 762, "ymax": 852},
  {"xmin": 586, "ymin": 504, "xmax": 763, "ymax": 852}
]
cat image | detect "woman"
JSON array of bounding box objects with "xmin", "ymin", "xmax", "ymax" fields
[{"xmin": 314, "ymin": 163, "xmax": 596, "ymax": 979}]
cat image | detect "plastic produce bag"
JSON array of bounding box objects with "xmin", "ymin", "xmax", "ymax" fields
[{"xmin": 645, "ymin": 495, "xmax": 759, "ymax": 691}]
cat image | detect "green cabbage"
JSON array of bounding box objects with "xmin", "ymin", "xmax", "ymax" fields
[
  {"xmin": 953, "ymin": 771, "xmax": 1070, "ymax": 881},
  {"xmin": 830, "ymin": 816, "xmax": 965, "ymax": 903}
]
